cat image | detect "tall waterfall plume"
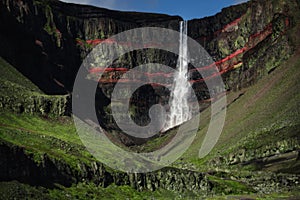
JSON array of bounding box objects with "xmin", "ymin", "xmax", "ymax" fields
[{"xmin": 163, "ymin": 21, "xmax": 192, "ymax": 131}]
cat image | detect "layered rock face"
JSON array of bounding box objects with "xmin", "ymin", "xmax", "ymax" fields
[
  {"xmin": 0, "ymin": 0, "xmax": 298, "ymax": 135},
  {"xmin": 0, "ymin": 0, "xmax": 182, "ymax": 94},
  {"xmin": 0, "ymin": 0, "xmax": 298, "ymax": 93},
  {"xmin": 0, "ymin": 141, "xmax": 212, "ymax": 194},
  {"xmin": 189, "ymin": 0, "xmax": 296, "ymax": 91},
  {"xmin": 0, "ymin": 0, "xmax": 300, "ymax": 195},
  {"xmin": 2, "ymin": 141, "xmax": 298, "ymax": 194}
]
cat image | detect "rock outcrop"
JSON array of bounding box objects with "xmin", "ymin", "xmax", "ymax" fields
[{"xmin": 0, "ymin": 140, "xmax": 211, "ymax": 194}]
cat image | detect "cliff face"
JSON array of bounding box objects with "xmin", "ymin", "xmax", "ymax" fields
[
  {"xmin": 0, "ymin": 140, "xmax": 212, "ymax": 194},
  {"xmin": 1, "ymin": 140, "xmax": 298, "ymax": 195},
  {"xmin": 189, "ymin": 0, "xmax": 297, "ymax": 90},
  {"xmin": 0, "ymin": 0, "xmax": 298, "ymax": 95},
  {"xmin": 0, "ymin": 0, "xmax": 298, "ymax": 144},
  {"xmin": 0, "ymin": 0, "xmax": 182, "ymax": 94}
]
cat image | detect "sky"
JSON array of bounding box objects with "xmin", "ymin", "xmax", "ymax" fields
[{"xmin": 60, "ymin": 0, "xmax": 248, "ymax": 20}]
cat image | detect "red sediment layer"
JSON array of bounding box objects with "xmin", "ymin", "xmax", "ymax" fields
[
  {"xmin": 216, "ymin": 47, "xmax": 247, "ymax": 65},
  {"xmin": 144, "ymin": 72, "xmax": 173, "ymax": 78},
  {"xmin": 215, "ymin": 15, "xmax": 244, "ymax": 35},
  {"xmin": 89, "ymin": 67, "xmax": 128, "ymax": 73},
  {"xmin": 83, "ymin": 15, "xmax": 292, "ymax": 84},
  {"xmin": 90, "ymin": 46, "xmax": 246, "ymax": 75},
  {"xmin": 87, "ymin": 38, "xmax": 116, "ymax": 45},
  {"xmin": 76, "ymin": 38, "xmax": 114, "ymax": 46},
  {"xmin": 247, "ymin": 23, "xmax": 273, "ymax": 47},
  {"xmin": 285, "ymin": 17, "xmax": 290, "ymax": 27},
  {"xmin": 77, "ymin": 38, "xmax": 172, "ymax": 49},
  {"xmin": 94, "ymin": 47, "xmax": 246, "ymax": 84}
]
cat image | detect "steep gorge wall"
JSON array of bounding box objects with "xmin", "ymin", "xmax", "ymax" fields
[
  {"xmin": 78, "ymin": 0, "xmax": 298, "ymax": 92},
  {"xmin": 0, "ymin": 0, "xmax": 181, "ymax": 94},
  {"xmin": 189, "ymin": 0, "xmax": 297, "ymax": 90},
  {"xmin": 0, "ymin": 0, "xmax": 298, "ymax": 144},
  {"xmin": 1, "ymin": 0, "xmax": 298, "ymax": 95},
  {"xmin": 79, "ymin": 0, "xmax": 298, "ymax": 133}
]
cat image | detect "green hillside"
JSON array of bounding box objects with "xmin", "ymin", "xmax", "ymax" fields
[
  {"xmin": 0, "ymin": 57, "xmax": 43, "ymax": 94},
  {"xmin": 179, "ymin": 50, "xmax": 300, "ymax": 172},
  {"xmin": 0, "ymin": 49, "xmax": 299, "ymax": 198},
  {"xmin": 0, "ymin": 57, "xmax": 69, "ymax": 116}
]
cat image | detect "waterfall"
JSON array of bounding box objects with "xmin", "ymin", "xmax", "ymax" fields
[{"xmin": 163, "ymin": 21, "xmax": 192, "ymax": 131}]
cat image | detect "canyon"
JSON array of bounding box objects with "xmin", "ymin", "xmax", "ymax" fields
[{"xmin": 0, "ymin": 0, "xmax": 300, "ymax": 198}]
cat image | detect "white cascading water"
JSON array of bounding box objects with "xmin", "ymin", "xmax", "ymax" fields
[{"xmin": 163, "ymin": 21, "xmax": 192, "ymax": 131}]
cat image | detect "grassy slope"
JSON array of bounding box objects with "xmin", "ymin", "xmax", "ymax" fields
[
  {"xmin": 176, "ymin": 49, "xmax": 300, "ymax": 171},
  {"xmin": 0, "ymin": 180, "xmax": 299, "ymax": 200},
  {"xmin": 0, "ymin": 181, "xmax": 190, "ymax": 200},
  {"xmin": 0, "ymin": 57, "xmax": 94, "ymax": 169},
  {"xmin": 177, "ymin": 3, "xmax": 300, "ymax": 172},
  {"xmin": 0, "ymin": 57, "xmax": 192, "ymax": 199},
  {"xmin": 0, "ymin": 57, "xmax": 42, "ymax": 94},
  {"xmin": 0, "ymin": 111, "xmax": 94, "ymax": 168},
  {"xmin": 0, "ymin": 51, "xmax": 299, "ymax": 199}
]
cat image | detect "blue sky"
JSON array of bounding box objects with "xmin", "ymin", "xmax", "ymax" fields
[{"xmin": 61, "ymin": 0, "xmax": 248, "ymax": 20}]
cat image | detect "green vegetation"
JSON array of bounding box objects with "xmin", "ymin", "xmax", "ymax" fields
[
  {"xmin": 48, "ymin": 183, "xmax": 197, "ymax": 200},
  {"xmin": 34, "ymin": 0, "xmax": 62, "ymax": 47},
  {"xmin": 0, "ymin": 57, "xmax": 91, "ymax": 171},
  {"xmin": 0, "ymin": 181, "xmax": 201, "ymax": 200},
  {"xmin": 205, "ymin": 192, "xmax": 300, "ymax": 200},
  {"xmin": 129, "ymin": 128, "xmax": 178, "ymax": 153},
  {"xmin": 208, "ymin": 175, "xmax": 255, "ymax": 195},
  {"xmin": 1, "ymin": 180, "xmax": 299, "ymax": 200},
  {"xmin": 0, "ymin": 57, "xmax": 69, "ymax": 116},
  {"xmin": 0, "ymin": 111, "xmax": 94, "ymax": 170},
  {"xmin": 0, "ymin": 57, "xmax": 42, "ymax": 93},
  {"xmin": 174, "ymin": 51, "xmax": 300, "ymax": 172},
  {"xmin": 0, "ymin": 181, "xmax": 50, "ymax": 200},
  {"xmin": 1, "ymin": 52, "xmax": 298, "ymax": 197}
]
